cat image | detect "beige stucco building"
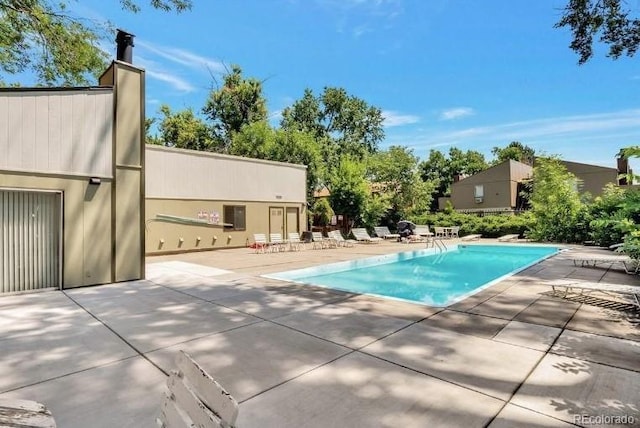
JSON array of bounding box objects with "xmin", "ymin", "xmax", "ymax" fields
[
  {"xmin": 450, "ymin": 160, "xmax": 533, "ymax": 213},
  {"xmin": 560, "ymin": 160, "xmax": 619, "ymax": 197},
  {"xmin": 449, "ymin": 158, "xmax": 623, "ymax": 213},
  {"xmin": 145, "ymin": 146, "xmax": 307, "ymax": 254}
]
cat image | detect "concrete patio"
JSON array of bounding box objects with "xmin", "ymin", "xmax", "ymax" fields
[{"xmin": 0, "ymin": 241, "xmax": 638, "ymax": 427}]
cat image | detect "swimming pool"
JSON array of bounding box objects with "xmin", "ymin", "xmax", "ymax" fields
[{"xmin": 265, "ymin": 244, "xmax": 560, "ymax": 306}]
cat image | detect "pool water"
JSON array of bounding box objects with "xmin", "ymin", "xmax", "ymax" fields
[{"xmin": 265, "ymin": 245, "xmax": 559, "ymax": 306}]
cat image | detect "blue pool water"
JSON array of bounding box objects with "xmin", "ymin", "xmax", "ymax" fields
[{"xmin": 265, "ymin": 245, "xmax": 559, "ymax": 306}]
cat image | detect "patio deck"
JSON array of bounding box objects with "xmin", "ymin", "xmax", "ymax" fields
[{"xmin": 0, "ymin": 240, "xmax": 638, "ymax": 427}]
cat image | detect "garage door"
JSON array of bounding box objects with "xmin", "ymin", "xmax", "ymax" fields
[{"xmin": 0, "ymin": 190, "xmax": 61, "ymax": 293}]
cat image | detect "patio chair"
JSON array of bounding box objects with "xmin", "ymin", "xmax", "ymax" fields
[
  {"xmin": 351, "ymin": 228, "xmax": 383, "ymax": 243},
  {"xmin": 329, "ymin": 230, "xmax": 355, "ymax": 247},
  {"xmin": 434, "ymin": 227, "xmax": 446, "ymax": 239},
  {"xmin": 157, "ymin": 350, "xmax": 239, "ymax": 428},
  {"xmin": 450, "ymin": 226, "xmax": 460, "ymax": 239},
  {"xmin": 548, "ymin": 280, "xmax": 639, "ymax": 310},
  {"xmin": 373, "ymin": 226, "xmax": 400, "ymax": 240},
  {"xmin": 287, "ymin": 232, "xmax": 305, "ymax": 251},
  {"xmin": 252, "ymin": 233, "xmax": 270, "ymax": 254},
  {"xmin": 497, "ymin": 234, "xmax": 519, "ymax": 242},
  {"xmin": 269, "ymin": 233, "xmax": 287, "ymax": 252}
]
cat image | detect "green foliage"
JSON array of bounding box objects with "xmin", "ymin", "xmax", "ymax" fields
[
  {"xmin": 0, "ymin": 0, "xmax": 191, "ymax": 85},
  {"xmin": 360, "ymin": 193, "xmax": 390, "ymax": 231},
  {"xmin": 229, "ymin": 122, "xmax": 324, "ymax": 203},
  {"xmin": 367, "ymin": 146, "xmax": 434, "ymax": 225},
  {"xmin": 202, "ymin": 65, "xmax": 268, "ymax": 151},
  {"xmin": 410, "ymin": 212, "xmax": 535, "ymax": 239},
  {"xmin": 491, "ymin": 141, "xmax": 535, "ymax": 165},
  {"xmin": 328, "ymin": 157, "xmax": 369, "ymax": 228},
  {"xmin": 527, "ymin": 157, "xmax": 587, "ymax": 242},
  {"xmin": 556, "ymin": 0, "xmax": 640, "ymax": 64},
  {"xmin": 312, "ymin": 198, "xmax": 334, "ymax": 226},
  {"xmin": 155, "ymin": 104, "xmax": 214, "ymax": 151},
  {"xmin": 281, "ymin": 86, "xmax": 384, "ymax": 163}
]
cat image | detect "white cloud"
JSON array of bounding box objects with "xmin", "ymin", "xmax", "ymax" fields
[
  {"xmin": 137, "ymin": 40, "xmax": 225, "ymax": 74},
  {"xmin": 396, "ymin": 109, "xmax": 640, "ymax": 153},
  {"xmin": 439, "ymin": 107, "xmax": 475, "ymax": 121},
  {"xmin": 145, "ymin": 69, "xmax": 196, "ymax": 92},
  {"xmin": 382, "ymin": 110, "xmax": 420, "ymax": 127},
  {"xmin": 136, "ymin": 55, "xmax": 197, "ymax": 93}
]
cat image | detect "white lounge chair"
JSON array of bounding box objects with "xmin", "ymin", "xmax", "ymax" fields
[
  {"xmin": 414, "ymin": 225, "xmax": 433, "ymax": 238},
  {"xmin": 497, "ymin": 234, "xmax": 520, "ymax": 242},
  {"xmin": 572, "ymin": 255, "xmax": 639, "ymax": 274},
  {"xmin": 461, "ymin": 234, "xmax": 482, "ymax": 241},
  {"xmin": 329, "ymin": 230, "xmax": 355, "ymax": 247},
  {"xmin": 351, "ymin": 228, "xmax": 383, "ymax": 243},
  {"xmin": 157, "ymin": 350, "xmax": 239, "ymax": 428},
  {"xmin": 287, "ymin": 232, "xmax": 305, "ymax": 251},
  {"xmin": 269, "ymin": 233, "xmax": 287, "ymax": 252},
  {"xmin": 311, "ymin": 231, "xmax": 334, "ymax": 249},
  {"xmin": 253, "ymin": 233, "xmax": 270, "ymax": 253},
  {"xmin": 549, "ymin": 280, "xmax": 639, "ymax": 309},
  {"xmin": 374, "ymin": 226, "xmax": 400, "ymax": 240}
]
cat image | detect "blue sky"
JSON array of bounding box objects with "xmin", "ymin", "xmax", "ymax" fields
[{"xmin": 72, "ymin": 0, "xmax": 639, "ymax": 169}]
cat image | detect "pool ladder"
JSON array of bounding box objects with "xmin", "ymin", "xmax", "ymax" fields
[{"xmin": 431, "ymin": 238, "xmax": 447, "ymax": 252}]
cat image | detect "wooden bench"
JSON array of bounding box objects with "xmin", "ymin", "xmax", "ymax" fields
[
  {"xmin": 157, "ymin": 350, "xmax": 239, "ymax": 428},
  {"xmin": 0, "ymin": 398, "xmax": 56, "ymax": 427}
]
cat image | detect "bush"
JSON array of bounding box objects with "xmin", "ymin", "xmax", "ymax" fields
[{"xmin": 409, "ymin": 212, "xmax": 534, "ymax": 238}]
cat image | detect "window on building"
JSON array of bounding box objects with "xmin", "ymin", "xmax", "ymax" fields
[
  {"xmin": 223, "ymin": 205, "xmax": 246, "ymax": 230},
  {"xmin": 474, "ymin": 185, "xmax": 484, "ymax": 198}
]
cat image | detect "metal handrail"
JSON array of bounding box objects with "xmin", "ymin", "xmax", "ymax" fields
[{"xmin": 432, "ymin": 239, "xmax": 447, "ymax": 252}]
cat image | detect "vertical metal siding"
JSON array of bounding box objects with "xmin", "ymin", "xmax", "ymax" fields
[{"xmin": 0, "ymin": 190, "xmax": 60, "ymax": 293}]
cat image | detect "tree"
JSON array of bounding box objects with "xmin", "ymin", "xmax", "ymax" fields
[
  {"xmin": 491, "ymin": 141, "xmax": 535, "ymax": 165},
  {"xmin": 527, "ymin": 157, "xmax": 587, "ymax": 242},
  {"xmin": 0, "ymin": 0, "xmax": 191, "ymax": 85},
  {"xmin": 202, "ymin": 65, "xmax": 268, "ymax": 152},
  {"xmin": 368, "ymin": 146, "xmax": 434, "ymax": 224},
  {"xmin": 556, "ymin": 0, "xmax": 640, "ymax": 64},
  {"xmin": 156, "ymin": 104, "xmax": 214, "ymax": 151},
  {"xmin": 328, "ymin": 157, "xmax": 369, "ymax": 232},
  {"xmin": 420, "ymin": 147, "xmax": 488, "ymax": 210},
  {"xmin": 281, "ymin": 87, "xmax": 384, "ymax": 162},
  {"xmin": 229, "ymin": 122, "xmax": 324, "ymax": 203}
]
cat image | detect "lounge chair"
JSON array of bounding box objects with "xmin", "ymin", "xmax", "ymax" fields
[
  {"xmin": 329, "ymin": 230, "xmax": 355, "ymax": 247},
  {"xmin": 414, "ymin": 225, "xmax": 434, "ymax": 239},
  {"xmin": 311, "ymin": 231, "xmax": 333, "ymax": 249},
  {"xmin": 572, "ymin": 254, "xmax": 639, "ymax": 274},
  {"xmin": 497, "ymin": 234, "xmax": 519, "ymax": 242},
  {"xmin": 253, "ymin": 233, "xmax": 270, "ymax": 253},
  {"xmin": 351, "ymin": 228, "xmax": 383, "ymax": 243},
  {"xmin": 269, "ymin": 233, "xmax": 287, "ymax": 252},
  {"xmin": 548, "ymin": 280, "xmax": 639, "ymax": 309},
  {"xmin": 287, "ymin": 232, "xmax": 305, "ymax": 251},
  {"xmin": 157, "ymin": 350, "xmax": 239, "ymax": 428},
  {"xmin": 461, "ymin": 234, "xmax": 482, "ymax": 241},
  {"xmin": 374, "ymin": 226, "xmax": 400, "ymax": 240}
]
